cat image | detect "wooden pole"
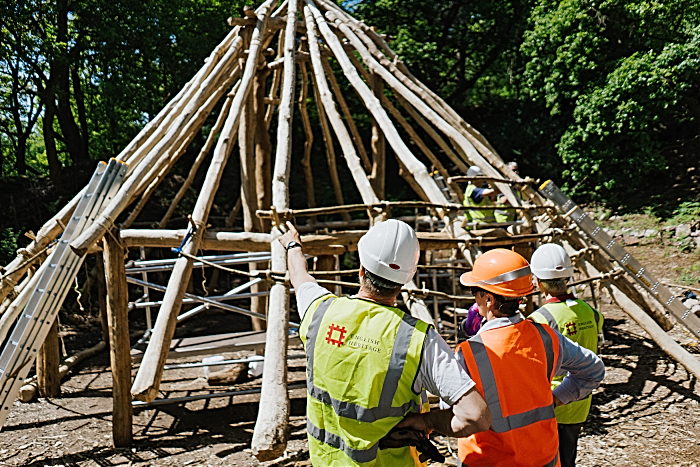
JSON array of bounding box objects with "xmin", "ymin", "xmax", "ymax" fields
[
  {"xmin": 308, "ymin": 50, "xmax": 349, "ymax": 216},
  {"xmin": 369, "ymin": 69, "xmax": 386, "ymax": 199},
  {"xmin": 304, "ymin": 0, "xmax": 446, "ymax": 205},
  {"xmin": 254, "ymin": 66, "xmax": 273, "ymax": 232},
  {"xmin": 251, "ymin": 0, "xmax": 295, "ymax": 460},
  {"xmin": 96, "ymin": 253, "xmax": 109, "ymax": 347},
  {"xmin": 298, "ymin": 59, "xmax": 317, "ymax": 217},
  {"xmin": 321, "ymin": 57, "xmax": 372, "ymax": 173},
  {"xmin": 158, "ymin": 91, "xmax": 237, "ymax": 229},
  {"xmin": 103, "ymin": 230, "xmax": 132, "ymax": 447},
  {"xmin": 37, "ymin": 320, "xmax": 61, "ymax": 398},
  {"xmin": 305, "ymin": 12, "xmax": 378, "ymax": 207},
  {"xmin": 130, "ymin": 0, "xmax": 277, "ymax": 403}
]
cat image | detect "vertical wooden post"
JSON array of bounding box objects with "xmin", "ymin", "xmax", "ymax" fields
[
  {"xmin": 251, "ymin": 1, "xmax": 296, "ymax": 459},
  {"xmin": 37, "ymin": 320, "xmax": 61, "ymax": 398},
  {"xmin": 103, "ymin": 231, "xmax": 132, "ymax": 447},
  {"xmin": 96, "ymin": 254, "xmax": 110, "ymax": 346},
  {"xmin": 254, "ymin": 66, "xmax": 273, "ymax": 233}
]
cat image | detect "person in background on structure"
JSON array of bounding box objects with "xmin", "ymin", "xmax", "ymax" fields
[
  {"xmin": 400, "ymin": 249, "xmax": 605, "ymax": 466},
  {"xmin": 278, "ymin": 219, "xmax": 491, "ymax": 466},
  {"xmin": 463, "ymin": 165, "xmax": 497, "ymax": 227},
  {"xmin": 529, "ymin": 243, "xmax": 605, "ymax": 467},
  {"xmin": 494, "ymin": 161, "xmax": 522, "ymax": 224}
]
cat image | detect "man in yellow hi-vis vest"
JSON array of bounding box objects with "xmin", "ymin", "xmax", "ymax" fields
[
  {"xmin": 278, "ymin": 220, "xmax": 491, "ymax": 466},
  {"xmin": 529, "ymin": 243, "xmax": 605, "ymax": 467},
  {"xmin": 463, "ymin": 165, "xmax": 497, "ymax": 227}
]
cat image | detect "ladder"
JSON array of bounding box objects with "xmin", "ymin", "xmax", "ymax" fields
[
  {"xmin": 540, "ymin": 180, "xmax": 700, "ymax": 340},
  {"xmin": 0, "ymin": 159, "xmax": 127, "ymax": 429}
]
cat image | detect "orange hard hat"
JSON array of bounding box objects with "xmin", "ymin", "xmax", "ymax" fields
[{"xmin": 460, "ymin": 249, "xmax": 535, "ymax": 297}]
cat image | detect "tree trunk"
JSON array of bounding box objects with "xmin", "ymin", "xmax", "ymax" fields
[
  {"xmin": 54, "ymin": 0, "xmax": 89, "ymax": 168},
  {"xmin": 43, "ymin": 90, "xmax": 62, "ymax": 186}
]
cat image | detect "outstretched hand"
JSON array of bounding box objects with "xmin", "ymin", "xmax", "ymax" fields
[{"xmin": 277, "ymin": 221, "xmax": 301, "ymax": 248}]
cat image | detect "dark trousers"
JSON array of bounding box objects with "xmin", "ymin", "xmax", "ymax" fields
[{"xmin": 558, "ymin": 423, "xmax": 583, "ymax": 467}]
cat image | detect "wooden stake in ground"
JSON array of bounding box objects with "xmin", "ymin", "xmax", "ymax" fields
[
  {"xmin": 37, "ymin": 320, "xmax": 60, "ymax": 398},
  {"xmin": 251, "ymin": 0, "xmax": 296, "ymax": 459},
  {"xmin": 130, "ymin": 0, "xmax": 277, "ymax": 403},
  {"xmin": 103, "ymin": 231, "xmax": 132, "ymax": 447}
]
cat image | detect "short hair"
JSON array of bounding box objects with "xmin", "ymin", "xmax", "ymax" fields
[
  {"xmin": 471, "ymin": 287, "xmax": 521, "ymax": 316},
  {"xmin": 538, "ymin": 278, "xmax": 569, "ymax": 297},
  {"xmin": 361, "ymin": 269, "xmax": 403, "ymax": 300}
]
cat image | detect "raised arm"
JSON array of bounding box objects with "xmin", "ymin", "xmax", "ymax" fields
[{"xmin": 277, "ymin": 221, "xmax": 317, "ymax": 289}]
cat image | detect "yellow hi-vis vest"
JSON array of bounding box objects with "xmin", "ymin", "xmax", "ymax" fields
[
  {"xmin": 463, "ymin": 184, "xmax": 496, "ymax": 225},
  {"xmin": 494, "ymin": 191, "xmax": 524, "ymax": 223},
  {"xmin": 300, "ymin": 295, "xmax": 431, "ymax": 466},
  {"xmin": 529, "ymin": 297, "xmax": 604, "ymax": 424}
]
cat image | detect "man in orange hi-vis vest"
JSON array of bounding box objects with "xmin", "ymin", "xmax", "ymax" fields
[{"xmin": 398, "ymin": 249, "xmax": 605, "ymax": 467}]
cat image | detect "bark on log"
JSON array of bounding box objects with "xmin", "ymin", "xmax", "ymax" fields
[
  {"xmin": 37, "ymin": 320, "xmax": 61, "ymax": 398},
  {"xmin": 322, "ymin": 58, "xmax": 371, "ymax": 173},
  {"xmin": 103, "ymin": 231, "xmax": 133, "ymax": 447},
  {"xmin": 298, "ymin": 60, "xmax": 317, "ymax": 216},
  {"xmin": 130, "ymin": 0, "xmax": 277, "ymax": 403},
  {"xmin": 304, "ymin": 12, "xmax": 378, "ymax": 206},
  {"xmin": 251, "ymin": 0, "xmax": 295, "ymax": 459},
  {"xmin": 305, "ymin": 0, "xmax": 446, "ymax": 205},
  {"xmin": 18, "ymin": 340, "xmax": 107, "ymax": 403}
]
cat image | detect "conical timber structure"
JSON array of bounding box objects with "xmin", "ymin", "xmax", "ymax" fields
[{"xmin": 1, "ymin": 0, "xmax": 700, "ymax": 458}]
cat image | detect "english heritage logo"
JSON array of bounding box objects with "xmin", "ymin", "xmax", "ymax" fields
[{"xmin": 325, "ymin": 324, "xmax": 347, "ymax": 347}]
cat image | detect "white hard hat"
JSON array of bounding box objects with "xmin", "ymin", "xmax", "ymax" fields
[
  {"xmin": 358, "ymin": 219, "xmax": 419, "ymax": 285},
  {"xmin": 467, "ymin": 166, "xmax": 484, "ymax": 177},
  {"xmin": 531, "ymin": 243, "xmax": 573, "ymax": 279}
]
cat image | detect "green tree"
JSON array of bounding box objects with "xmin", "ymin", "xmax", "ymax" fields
[{"xmin": 521, "ymin": 0, "xmax": 700, "ymax": 201}]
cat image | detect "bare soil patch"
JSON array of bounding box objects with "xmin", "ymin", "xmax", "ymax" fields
[{"xmin": 1, "ymin": 240, "xmax": 700, "ymax": 466}]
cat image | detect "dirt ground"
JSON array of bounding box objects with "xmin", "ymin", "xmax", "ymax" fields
[{"xmin": 1, "ymin": 240, "xmax": 700, "ymax": 466}]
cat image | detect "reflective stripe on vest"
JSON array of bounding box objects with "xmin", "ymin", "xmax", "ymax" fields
[
  {"xmin": 464, "ymin": 185, "xmax": 496, "ymax": 223},
  {"xmin": 304, "ymin": 297, "xmax": 423, "ymax": 422},
  {"xmin": 306, "ymin": 417, "xmax": 378, "ymax": 464},
  {"xmin": 467, "ymin": 321, "xmax": 555, "ymax": 434}
]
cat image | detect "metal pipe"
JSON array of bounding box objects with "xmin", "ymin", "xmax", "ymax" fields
[
  {"xmin": 176, "ymin": 278, "xmax": 263, "ymax": 322},
  {"xmin": 132, "ymin": 290, "xmax": 270, "ymax": 309},
  {"xmin": 162, "ymin": 353, "xmax": 306, "ymax": 370}
]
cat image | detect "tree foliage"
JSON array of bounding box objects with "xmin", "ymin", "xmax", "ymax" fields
[{"xmin": 521, "ymin": 0, "xmax": 700, "ymax": 200}]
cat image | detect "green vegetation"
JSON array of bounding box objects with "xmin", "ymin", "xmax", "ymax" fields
[{"xmin": 1, "ymin": 0, "xmax": 698, "ymax": 229}]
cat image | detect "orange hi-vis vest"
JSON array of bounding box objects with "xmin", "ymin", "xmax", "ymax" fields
[{"xmin": 457, "ymin": 319, "xmax": 561, "ymax": 467}]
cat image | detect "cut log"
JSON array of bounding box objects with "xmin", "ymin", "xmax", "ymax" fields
[
  {"xmin": 304, "ymin": 12, "xmax": 378, "ymax": 206},
  {"xmin": 37, "ymin": 320, "xmax": 61, "ymax": 398},
  {"xmin": 251, "ymin": 1, "xmax": 295, "ymax": 459},
  {"xmin": 304, "ymin": 0, "xmax": 446, "ymax": 205},
  {"xmin": 103, "ymin": 231, "xmax": 133, "ymax": 447}
]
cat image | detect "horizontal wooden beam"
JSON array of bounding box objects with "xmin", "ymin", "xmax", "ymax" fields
[
  {"xmin": 120, "ymin": 229, "xmax": 554, "ymax": 254},
  {"xmin": 448, "ymin": 176, "xmax": 536, "ymax": 186}
]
